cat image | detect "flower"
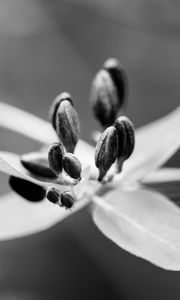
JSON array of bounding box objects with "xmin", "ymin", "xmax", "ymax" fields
[{"xmin": 0, "ymin": 59, "xmax": 180, "ymax": 270}]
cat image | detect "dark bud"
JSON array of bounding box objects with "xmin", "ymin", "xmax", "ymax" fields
[
  {"xmin": 21, "ymin": 152, "xmax": 57, "ymax": 179},
  {"xmin": 63, "ymin": 153, "xmax": 82, "ymax": 180},
  {"xmin": 56, "ymin": 99, "xmax": 80, "ymax": 153},
  {"xmin": 95, "ymin": 126, "xmax": 118, "ymax": 181},
  {"xmin": 46, "ymin": 186, "xmax": 60, "ymax": 204},
  {"xmin": 49, "ymin": 92, "xmax": 73, "ymax": 130},
  {"xmin": 90, "ymin": 58, "xmax": 128, "ymax": 127},
  {"xmin": 59, "ymin": 191, "xmax": 75, "ymax": 209},
  {"xmin": 48, "ymin": 142, "xmax": 64, "ymax": 175},
  {"xmin": 9, "ymin": 176, "xmax": 46, "ymax": 202},
  {"xmin": 114, "ymin": 116, "xmax": 135, "ymax": 171}
]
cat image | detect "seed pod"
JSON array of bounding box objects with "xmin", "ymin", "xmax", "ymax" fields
[
  {"xmin": 95, "ymin": 126, "xmax": 118, "ymax": 181},
  {"xmin": 103, "ymin": 58, "xmax": 128, "ymax": 110},
  {"xmin": 90, "ymin": 58, "xmax": 128, "ymax": 127},
  {"xmin": 59, "ymin": 191, "xmax": 75, "ymax": 209},
  {"xmin": 56, "ymin": 99, "xmax": 80, "ymax": 153},
  {"xmin": 21, "ymin": 152, "xmax": 57, "ymax": 179},
  {"xmin": 48, "ymin": 142, "xmax": 64, "ymax": 175},
  {"xmin": 63, "ymin": 153, "xmax": 82, "ymax": 180},
  {"xmin": 46, "ymin": 186, "xmax": 60, "ymax": 204},
  {"xmin": 9, "ymin": 176, "xmax": 46, "ymax": 202},
  {"xmin": 114, "ymin": 116, "xmax": 135, "ymax": 171},
  {"xmin": 49, "ymin": 92, "xmax": 73, "ymax": 130}
]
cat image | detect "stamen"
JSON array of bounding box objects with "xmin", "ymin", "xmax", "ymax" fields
[{"xmin": 95, "ymin": 126, "xmax": 118, "ymax": 181}]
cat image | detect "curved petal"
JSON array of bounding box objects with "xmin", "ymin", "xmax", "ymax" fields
[
  {"xmin": 92, "ymin": 186, "xmax": 180, "ymax": 270},
  {"xmin": 0, "ymin": 192, "xmax": 89, "ymax": 240},
  {"xmin": 122, "ymin": 107, "xmax": 180, "ymax": 182}
]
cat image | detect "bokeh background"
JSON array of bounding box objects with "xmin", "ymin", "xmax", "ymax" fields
[{"xmin": 0, "ymin": 0, "xmax": 180, "ymax": 299}]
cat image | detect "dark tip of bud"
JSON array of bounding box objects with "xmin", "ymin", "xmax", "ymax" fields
[
  {"xmin": 90, "ymin": 58, "xmax": 128, "ymax": 128},
  {"xmin": 114, "ymin": 116, "xmax": 135, "ymax": 171},
  {"xmin": 63, "ymin": 153, "xmax": 82, "ymax": 180},
  {"xmin": 48, "ymin": 142, "xmax": 64, "ymax": 175},
  {"xmin": 56, "ymin": 99, "xmax": 80, "ymax": 153},
  {"xmin": 49, "ymin": 92, "xmax": 73, "ymax": 130},
  {"xmin": 21, "ymin": 152, "xmax": 57, "ymax": 179},
  {"xmin": 95, "ymin": 126, "xmax": 118, "ymax": 181},
  {"xmin": 46, "ymin": 186, "xmax": 60, "ymax": 204},
  {"xmin": 59, "ymin": 191, "xmax": 75, "ymax": 209},
  {"xmin": 9, "ymin": 176, "xmax": 46, "ymax": 202}
]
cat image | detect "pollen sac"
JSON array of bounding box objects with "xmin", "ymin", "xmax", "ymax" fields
[
  {"xmin": 114, "ymin": 116, "xmax": 135, "ymax": 170},
  {"xmin": 9, "ymin": 176, "xmax": 46, "ymax": 202},
  {"xmin": 103, "ymin": 58, "xmax": 128, "ymax": 111},
  {"xmin": 90, "ymin": 58, "xmax": 128, "ymax": 127},
  {"xmin": 59, "ymin": 191, "xmax": 75, "ymax": 209},
  {"xmin": 48, "ymin": 142, "xmax": 64, "ymax": 175},
  {"xmin": 95, "ymin": 126, "xmax": 118, "ymax": 181},
  {"xmin": 49, "ymin": 92, "xmax": 73, "ymax": 131},
  {"xmin": 46, "ymin": 186, "xmax": 60, "ymax": 204},
  {"xmin": 56, "ymin": 99, "xmax": 80, "ymax": 153},
  {"xmin": 20, "ymin": 152, "xmax": 57, "ymax": 179},
  {"xmin": 63, "ymin": 153, "xmax": 82, "ymax": 180}
]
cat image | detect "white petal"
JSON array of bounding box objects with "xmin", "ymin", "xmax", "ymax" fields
[
  {"xmin": 143, "ymin": 168, "xmax": 180, "ymax": 184},
  {"xmin": 0, "ymin": 192, "xmax": 89, "ymax": 240},
  {"xmin": 92, "ymin": 186, "xmax": 180, "ymax": 270},
  {"xmin": 122, "ymin": 107, "xmax": 180, "ymax": 182}
]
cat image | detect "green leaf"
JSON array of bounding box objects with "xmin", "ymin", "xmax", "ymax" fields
[
  {"xmin": 122, "ymin": 107, "xmax": 180, "ymax": 182},
  {"xmin": 92, "ymin": 186, "xmax": 180, "ymax": 270},
  {"xmin": 0, "ymin": 192, "xmax": 89, "ymax": 240}
]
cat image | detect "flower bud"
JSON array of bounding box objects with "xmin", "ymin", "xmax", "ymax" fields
[
  {"xmin": 46, "ymin": 186, "xmax": 60, "ymax": 204},
  {"xmin": 48, "ymin": 142, "xmax": 64, "ymax": 175},
  {"xmin": 95, "ymin": 126, "xmax": 118, "ymax": 181},
  {"xmin": 114, "ymin": 116, "xmax": 135, "ymax": 171},
  {"xmin": 56, "ymin": 99, "xmax": 80, "ymax": 153},
  {"xmin": 49, "ymin": 92, "xmax": 73, "ymax": 130},
  {"xmin": 9, "ymin": 176, "xmax": 46, "ymax": 202},
  {"xmin": 90, "ymin": 58, "xmax": 128, "ymax": 127},
  {"xmin": 21, "ymin": 152, "xmax": 57, "ymax": 179},
  {"xmin": 63, "ymin": 153, "xmax": 82, "ymax": 180},
  {"xmin": 59, "ymin": 191, "xmax": 75, "ymax": 209}
]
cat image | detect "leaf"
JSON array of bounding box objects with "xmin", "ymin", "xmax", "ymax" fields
[
  {"xmin": 0, "ymin": 192, "xmax": 89, "ymax": 240},
  {"xmin": 122, "ymin": 107, "xmax": 180, "ymax": 182},
  {"xmin": 92, "ymin": 187, "xmax": 180, "ymax": 270}
]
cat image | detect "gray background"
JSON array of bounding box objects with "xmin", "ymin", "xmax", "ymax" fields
[{"xmin": 0, "ymin": 1, "xmax": 180, "ymax": 299}]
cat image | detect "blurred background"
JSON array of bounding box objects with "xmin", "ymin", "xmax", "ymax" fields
[{"xmin": 0, "ymin": 0, "xmax": 180, "ymax": 299}]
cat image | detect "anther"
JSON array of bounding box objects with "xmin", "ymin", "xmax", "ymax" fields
[
  {"xmin": 63, "ymin": 153, "xmax": 82, "ymax": 180},
  {"xmin": 90, "ymin": 58, "xmax": 128, "ymax": 128},
  {"xmin": 59, "ymin": 191, "xmax": 75, "ymax": 209},
  {"xmin": 48, "ymin": 142, "xmax": 64, "ymax": 175},
  {"xmin": 49, "ymin": 92, "xmax": 73, "ymax": 130},
  {"xmin": 20, "ymin": 152, "xmax": 57, "ymax": 179},
  {"xmin": 95, "ymin": 126, "xmax": 118, "ymax": 181},
  {"xmin": 56, "ymin": 99, "xmax": 80, "ymax": 153},
  {"xmin": 114, "ymin": 116, "xmax": 135, "ymax": 172},
  {"xmin": 9, "ymin": 176, "xmax": 46, "ymax": 202},
  {"xmin": 46, "ymin": 186, "xmax": 60, "ymax": 204}
]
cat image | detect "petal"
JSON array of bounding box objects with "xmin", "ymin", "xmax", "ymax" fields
[
  {"xmin": 0, "ymin": 192, "xmax": 89, "ymax": 240},
  {"xmin": 0, "ymin": 102, "xmax": 95, "ymax": 168},
  {"xmin": 143, "ymin": 168, "xmax": 180, "ymax": 184},
  {"xmin": 92, "ymin": 186, "xmax": 180, "ymax": 270},
  {"xmin": 122, "ymin": 107, "xmax": 180, "ymax": 181}
]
